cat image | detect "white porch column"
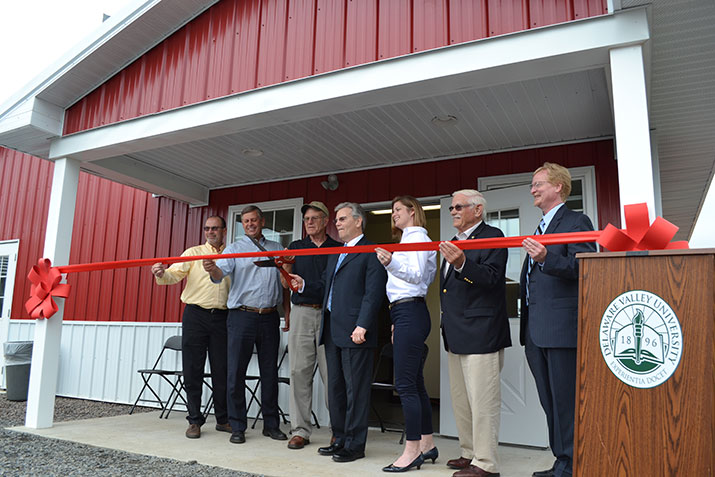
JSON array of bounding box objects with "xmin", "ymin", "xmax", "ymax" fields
[
  {"xmin": 610, "ymin": 45, "xmax": 657, "ymax": 223},
  {"xmin": 25, "ymin": 157, "xmax": 79, "ymax": 428}
]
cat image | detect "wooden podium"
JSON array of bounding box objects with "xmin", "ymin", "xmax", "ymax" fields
[{"xmin": 575, "ymin": 249, "xmax": 714, "ymax": 477}]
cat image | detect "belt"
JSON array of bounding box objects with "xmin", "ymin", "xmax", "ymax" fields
[
  {"xmin": 296, "ymin": 303, "xmax": 322, "ymax": 309},
  {"xmin": 388, "ymin": 296, "xmax": 425, "ymax": 310},
  {"xmin": 188, "ymin": 304, "xmax": 228, "ymax": 314},
  {"xmin": 237, "ymin": 305, "xmax": 277, "ymax": 315}
]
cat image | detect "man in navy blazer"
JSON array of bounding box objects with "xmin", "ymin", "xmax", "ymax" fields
[
  {"xmin": 289, "ymin": 202, "xmax": 386, "ymax": 463},
  {"xmin": 439, "ymin": 189, "xmax": 510, "ymax": 477},
  {"xmin": 520, "ymin": 163, "xmax": 596, "ymax": 477}
]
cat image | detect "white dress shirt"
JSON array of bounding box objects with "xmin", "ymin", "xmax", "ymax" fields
[
  {"xmin": 385, "ymin": 226, "xmax": 437, "ymax": 302},
  {"xmin": 445, "ymin": 221, "xmax": 481, "ymax": 276}
]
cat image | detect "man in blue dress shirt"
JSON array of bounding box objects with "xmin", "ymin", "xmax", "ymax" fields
[{"xmin": 205, "ymin": 205, "xmax": 291, "ymax": 445}]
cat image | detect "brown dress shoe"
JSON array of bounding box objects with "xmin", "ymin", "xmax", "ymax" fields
[
  {"xmin": 287, "ymin": 435, "xmax": 310, "ymax": 449},
  {"xmin": 447, "ymin": 457, "xmax": 472, "ymax": 469},
  {"xmin": 453, "ymin": 464, "xmax": 500, "ymax": 477},
  {"xmin": 215, "ymin": 422, "xmax": 232, "ymax": 433},
  {"xmin": 185, "ymin": 423, "xmax": 201, "ymax": 439}
]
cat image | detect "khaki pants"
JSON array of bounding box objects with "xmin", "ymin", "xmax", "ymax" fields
[
  {"xmin": 447, "ymin": 349, "xmax": 504, "ymax": 473},
  {"xmin": 288, "ymin": 305, "xmax": 329, "ymax": 438}
]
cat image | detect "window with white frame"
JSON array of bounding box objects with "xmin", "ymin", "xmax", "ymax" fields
[{"xmin": 227, "ymin": 198, "xmax": 304, "ymax": 246}]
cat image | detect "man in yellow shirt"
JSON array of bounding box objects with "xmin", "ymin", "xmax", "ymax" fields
[{"xmin": 151, "ymin": 216, "xmax": 231, "ymax": 439}]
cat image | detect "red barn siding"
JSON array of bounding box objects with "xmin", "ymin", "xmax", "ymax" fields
[
  {"xmin": 64, "ymin": 0, "xmax": 608, "ymax": 134},
  {"xmin": 0, "ymin": 148, "xmax": 209, "ymax": 323},
  {"xmin": 0, "ymin": 139, "xmax": 619, "ymax": 324},
  {"xmin": 207, "ymin": 139, "xmax": 620, "ymax": 233}
]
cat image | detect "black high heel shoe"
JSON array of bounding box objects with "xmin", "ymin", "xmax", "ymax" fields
[
  {"xmin": 382, "ymin": 453, "xmax": 425, "ymax": 473},
  {"xmin": 422, "ymin": 447, "xmax": 439, "ymax": 464}
]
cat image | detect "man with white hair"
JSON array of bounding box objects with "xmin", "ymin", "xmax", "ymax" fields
[{"xmin": 439, "ymin": 189, "xmax": 511, "ymax": 477}]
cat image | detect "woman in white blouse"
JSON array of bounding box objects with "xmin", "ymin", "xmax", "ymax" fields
[{"xmin": 375, "ymin": 196, "xmax": 438, "ymax": 473}]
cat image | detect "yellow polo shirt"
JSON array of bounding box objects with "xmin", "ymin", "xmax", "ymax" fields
[{"xmin": 155, "ymin": 242, "xmax": 230, "ymax": 309}]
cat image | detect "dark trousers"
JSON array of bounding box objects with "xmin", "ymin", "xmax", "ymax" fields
[
  {"xmin": 226, "ymin": 309, "xmax": 280, "ymax": 433},
  {"xmin": 323, "ymin": 312, "xmax": 373, "ymax": 453},
  {"xmin": 181, "ymin": 304, "xmax": 228, "ymax": 426},
  {"xmin": 525, "ymin": 331, "xmax": 577, "ymax": 477},
  {"xmin": 390, "ymin": 300, "xmax": 433, "ymax": 441}
]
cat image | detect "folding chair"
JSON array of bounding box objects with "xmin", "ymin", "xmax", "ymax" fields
[
  {"xmin": 130, "ymin": 335, "xmax": 185, "ymax": 417},
  {"xmin": 370, "ymin": 343, "xmax": 429, "ymax": 444},
  {"xmin": 163, "ymin": 369, "xmax": 214, "ymax": 419},
  {"xmin": 130, "ymin": 335, "xmax": 213, "ymax": 419}
]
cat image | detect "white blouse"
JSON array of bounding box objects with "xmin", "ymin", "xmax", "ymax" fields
[{"xmin": 384, "ymin": 226, "xmax": 437, "ymax": 303}]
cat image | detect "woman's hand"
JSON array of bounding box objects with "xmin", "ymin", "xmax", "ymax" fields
[{"xmin": 375, "ymin": 247, "xmax": 392, "ymax": 267}]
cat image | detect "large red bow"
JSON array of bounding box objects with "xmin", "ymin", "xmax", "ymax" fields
[
  {"xmin": 598, "ymin": 203, "xmax": 689, "ymax": 251},
  {"xmin": 25, "ymin": 258, "xmax": 71, "ymax": 319}
]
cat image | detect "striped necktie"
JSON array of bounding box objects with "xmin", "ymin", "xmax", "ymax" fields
[
  {"xmin": 526, "ymin": 218, "xmax": 546, "ymax": 305},
  {"xmin": 327, "ymin": 245, "xmax": 346, "ymax": 311}
]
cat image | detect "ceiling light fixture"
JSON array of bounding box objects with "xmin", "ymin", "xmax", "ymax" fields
[
  {"xmin": 430, "ymin": 115, "xmax": 458, "ymax": 126},
  {"xmin": 242, "ymin": 148, "xmax": 264, "ymax": 157}
]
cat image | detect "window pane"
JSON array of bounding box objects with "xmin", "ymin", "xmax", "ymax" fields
[
  {"xmin": 565, "ymin": 179, "xmax": 584, "ymax": 213},
  {"xmin": 234, "ymin": 209, "xmax": 294, "ymax": 248}
]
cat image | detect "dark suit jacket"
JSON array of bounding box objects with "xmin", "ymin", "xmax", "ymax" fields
[
  {"xmin": 319, "ymin": 236, "xmax": 387, "ymax": 348},
  {"xmin": 519, "ymin": 205, "xmax": 596, "ymax": 348},
  {"xmin": 440, "ymin": 222, "xmax": 511, "ymax": 355}
]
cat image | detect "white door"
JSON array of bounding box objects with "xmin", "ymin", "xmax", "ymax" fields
[
  {"xmin": 0, "ymin": 240, "xmax": 19, "ymax": 389},
  {"xmin": 438, "ymin": 189, "xmax": 548, "ymax": 447}
]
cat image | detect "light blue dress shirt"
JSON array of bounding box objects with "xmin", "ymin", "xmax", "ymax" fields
[{"xmin": 213, "ymin": 235, "xmax": 284, "ymax": 309}]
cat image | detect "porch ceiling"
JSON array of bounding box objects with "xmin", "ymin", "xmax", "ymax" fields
[{"xmin": 91, "ymin": 68, "xmax": 613, "ymax": 192}]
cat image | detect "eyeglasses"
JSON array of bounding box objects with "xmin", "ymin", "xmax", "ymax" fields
[
  {"xmin": 530, "ymin": 181, "xmax": 549, "ymax": 190},
  {"xmin": 203, "ymin": 226, "xmax": 224, "ymax": 232},
  {"xmin": 448, "ymin": 203, "xmax": 475, "ymax": 212}
]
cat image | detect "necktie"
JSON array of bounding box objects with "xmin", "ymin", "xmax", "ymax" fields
[
  {"xmin": 327, "ymin": 245, "xmax": 347, "ymax": 311},
  {"xmin": 526, "ymin": 218, "xmax": 546, "ymax": 305},
  {"xmin": 443, "ymin": 235, "xmax": 459, "ymax": 278}
]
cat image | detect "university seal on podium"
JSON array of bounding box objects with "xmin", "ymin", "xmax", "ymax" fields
[{"xmin": 599, "ymin": 290, "xmax": 682, "ymax": 388}]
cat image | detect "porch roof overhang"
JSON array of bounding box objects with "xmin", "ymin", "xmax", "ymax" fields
[
  {"xmin": 49, "ymin": 9, "xmax": 648, "ymax": 206},
  {"xmin": 1, "ymin": 3, "xmax": 713, "ymax": 240}
]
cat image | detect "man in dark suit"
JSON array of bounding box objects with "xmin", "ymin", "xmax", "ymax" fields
[
  {"xmin": 439, "ymin": 189, "xmax": 511, "ymax": 477},
  {"xmin": 520, "ymin": 163, "xmax": 596, "ymax": 477},
  {"xmin": 289, "ymin": 202, "xmax": 386, "ymax": 463}
]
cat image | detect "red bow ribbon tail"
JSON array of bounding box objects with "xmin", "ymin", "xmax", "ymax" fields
[{"xmin": 25, "ymin": 258, "xmax": 71, "ymax": 319}]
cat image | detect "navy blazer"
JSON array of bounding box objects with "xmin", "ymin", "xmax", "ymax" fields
[
  {"xmin": 440, "ymin": 222, "xmax": 511, "ymax": 355},
  {"xmin": 320, "ymin": 236, "xmax": 387, "ymax": 349},
  {"xmin": 519, "ymin": 205, "xmax": 596, "ymax": 348}
]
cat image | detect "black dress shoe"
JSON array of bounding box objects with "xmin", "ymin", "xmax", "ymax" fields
[
  {"xmin": 332, "ymin": 448, "xmax": 365, "ymax": 463},
  {"xmin": 262, "ymin": 428, "xmax": 288, "ymax": 440},
  {"xmin": 422, "ymin": 447, "xmax": 439, "ymax": 464},
  {"xmin": 318, "ymin": 443, "xmax": 343, "ymax": 456},
  {"xmin": 382, "ymin": 453, "xmax": 425, "ymax": 472},
  {"xmin": 229, "ymin": 431, "xmax": 245, "ymax": 444}
]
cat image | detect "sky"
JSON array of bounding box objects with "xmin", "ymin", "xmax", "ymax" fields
[
  {"xmin": 0, "ymin": 0, "xmax": 712, "ymax": 246},
  {"xmin": 0, "ymin": 0, "xmax": 135, "ymax": 106}
]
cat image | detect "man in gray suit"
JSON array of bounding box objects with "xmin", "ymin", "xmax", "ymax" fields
[{"xmin": 520, "ymin": 162, "xmax": 596, "ymax": 477}]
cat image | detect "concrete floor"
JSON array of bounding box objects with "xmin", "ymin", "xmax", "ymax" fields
[{"xmin": 11, "ymin": 411, "xmax": 554, "ymax": 476}]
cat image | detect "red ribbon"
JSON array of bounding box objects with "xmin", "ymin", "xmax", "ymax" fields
[
  {"xmin": 597, "ymin": 203, "xmax": 689, "ymax": 251},
  {"xmin": 25, "ymin": 203, "xmax": 687, "ymax": 319},
  {"xmin": 25, "ymin": 258, "xmax": 71, "ymax": 319}
]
